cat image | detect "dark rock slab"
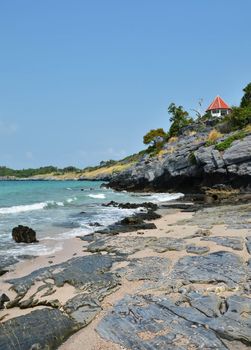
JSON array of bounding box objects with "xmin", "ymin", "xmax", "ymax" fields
[
  {"xmin": 63, "ymin": 294, "xmax": 101, "ymax": 325},
  {"xmin": 201, "ymin": 236, "xmax": 244, "ymax": 251},
  {"xmin": 87, "ymin": 236, "xmax": 155, "ymax": 255},
  {"xmin": 0, "ymin": 293, "xmax": 10, "ymax": 309},
  {"xmin": 151, "ymin": 237, "xmax": 185, "ymax": 253},
  {"xmin": 0, "ymin": 308, "xmax": 78, "ymax": 350},
  {"xmin": 87, "ymin": 236, "xmax": 186, "ymax": 256},
  {"xmin": 171, "ymin": 251, "xmax": 248, "ymax": 288},
  {"xmin": 186, "ymin": 244, "xmax": 210, "ymax": 255},
  {"xmin": 12, "ymin": 225, "xmax": 38, "ymax": 243},
  {"xmin": 246, "ymin": 236, "xmax": 251, "ymax": 254},
  {"xmin": 95, "ymin": 221, "xmax": 157, "ymax": 235},
  {"xmin": 186, "ymin": 291, "xmax": 222, "ymax": 317},
  {"xmin": 117, "ymin": 257, "xmax": 171, "ymax": 281},
  {"xmin": 97, "ymin": 294, "xmax": 228, "ymax": 349},
  {"xmin": 102, "ymin": 201, "xmax": 158, "ymax": 211},
  {"xmin": 7, "ymin": 254, "xmax": 120, "ymax": 298}
]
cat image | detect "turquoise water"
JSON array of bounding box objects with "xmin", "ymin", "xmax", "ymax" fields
[{"xmin": 0, "ymin": 180, "xmax": 183, "ymax": 259}]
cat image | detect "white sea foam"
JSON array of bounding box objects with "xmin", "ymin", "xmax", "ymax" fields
[
  {"xmin": 0, "ymin": 197, "xmax": 78, "ymax": 215},
  {"xmin": 0, "ymin": 202, "xmax": 48, "ymax": 214},
  {"xmin": 6, "ymin": 241, "xmax": 63, "ymax": 257},
  {"xmin": 87, "ymin": 193, "xmax": 106, "ymax": 199},
  {"xmin": 144, "ymin": 192, "xmax": 184, "ymax": 203},
  {"xmin": 66, "ymin": 197, "xmax": 77, "ymax": 203}
]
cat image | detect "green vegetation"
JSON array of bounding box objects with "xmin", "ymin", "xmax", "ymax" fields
[
  {"xmin": 143, "ymin": 128, "xmax": 167, "ymax": 146},
  {"xmin": 0, "ymin": 166, "xmax": 70, "ymax": 178},
  {"xmin": 240, "ymin": 82, "xmax": 251, "ymax": 108},
  {"xmin": 168, "ymin": 103, "xmax": 193, "ymax": 137},
  {"xmin": 215, "ymin": 130, "xmax": 247, "ymax": 152},
  {"xmin": 226, "ymin": 106, "xmax": 251, "ymax": 130}
]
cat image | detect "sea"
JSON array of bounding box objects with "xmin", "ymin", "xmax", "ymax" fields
[{"xmin": 0, "ymin": 180, "xmax": 183, "ymax": 262}]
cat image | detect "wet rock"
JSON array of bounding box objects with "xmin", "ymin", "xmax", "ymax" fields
[
  {"xmin": 0, "ymin": 256, "xmax": 18, "ymax": 276},
  {"xmin": 186, "ymin": 245, "xmax": 210, "ymax": 255},
  {"xmin": 0, "ymin": 308, "xmax": 78, "ymax": 350},
  {"xmin": 201, "ymin": 236, "xmax": 244, "ymax": 251},
  {"xmin": 0, "ymin": 293, "xmax": 10, "ymax": 309},
  {"xmin": 89, "ymin": 222, "xmax": 102, "ymax": 227},
  {"xmin": 102, "ymin": 201, "xmax": 158, "ymax": 211},
  {"xmin": 171, "ymin": 251, "xmax": 248, "ymax": 288},
  {"xmin": 12, "ymin": 225, "xmax": 38, "ymax": 243},
  {"xmin": 95, "ymin": 220, "xmax": 157, "ymax": 236},
  {"xmin": 117, "ymin": 257, "xmax": 171, "ymax": 281}
]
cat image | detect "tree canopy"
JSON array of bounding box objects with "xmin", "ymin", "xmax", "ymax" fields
[
  {"xmin": 143, "ymin": 128, "xmax": 166, "ymax": 146},
  {"xmin": 168, "ymin": 103, "xmax": 192, "ymax": 136},
  {"xmin": 240, "ymin": 82, "xmax": 251, "ymax": 108}
]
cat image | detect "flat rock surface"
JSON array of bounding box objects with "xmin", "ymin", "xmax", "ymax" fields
[
  {"xmin": 87, "ymin": 236, "xmax": 186, "ymax": 255},
  {"xmin": 0, "ymin": 308, "xmax": 78, "ymax": 350},
  {"xmin": 117, "ymin": 256, "xmax": 171, "ymax": 281},
  {"xmin": 170, "ymin": 251, "xmax": 248, "ymax": 288},
  {"xmin": 1, "ymin": 203, "xmax": 251, "ymax": 350},
  {"xmin": 97, "ymin": 294, "xmax": 229, "ymax": 349},
  {"xmin": 201, "ymin": 236, "xmax": 244, "ymax": 250}
]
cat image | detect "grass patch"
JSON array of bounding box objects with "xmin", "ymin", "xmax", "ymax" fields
[
  {"xmin": 215, "ymin": 130, "xmax": 247, "ymax": 151},
  {"xmin": 81, "ymin": 162, "xmax": 135, "ymax": 178},
  {"xmin": 205, "ymin": 129, "xmax": 222, "ymax": 146}
]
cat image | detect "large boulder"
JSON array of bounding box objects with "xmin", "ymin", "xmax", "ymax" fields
[{"xmin": 12, "ymin": 225, "xmax": 38, "ymax": 243}]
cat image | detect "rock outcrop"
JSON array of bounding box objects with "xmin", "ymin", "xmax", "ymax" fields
[
  {"xmin": 107, "ymin": 132, "xmax": 251, "ymax": 194},
  {"xmin": 12, "ymin": 225, "xmax": 38, "ymax": 243}
]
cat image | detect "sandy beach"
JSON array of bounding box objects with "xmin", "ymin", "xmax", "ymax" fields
[{"xmin": 0, "ymin": 202, "xmax": 250, "ymax": 349}]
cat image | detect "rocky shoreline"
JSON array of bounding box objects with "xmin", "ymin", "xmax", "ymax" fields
[{"xmin": 0, "ymin": 199, "xmax": 250, "ymax": 349}]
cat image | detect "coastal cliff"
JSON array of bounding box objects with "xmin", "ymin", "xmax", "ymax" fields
[{"xmin": 107, "ymin": 127, "xmax": 251, "ymax": 194}]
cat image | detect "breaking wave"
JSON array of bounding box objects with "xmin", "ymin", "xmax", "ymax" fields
[
  {"xmin": 87, "ymin": 193, "xmax": 106, "ymax": 199},
  {"xmin": 0, "ymin": 197, "xmax": 78, "ymax": 215}
]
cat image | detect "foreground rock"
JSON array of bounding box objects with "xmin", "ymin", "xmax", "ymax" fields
[
  {"xmin": 0, "ymin": 309, "xmax": 78, "ymax": 350},
  {"xmin": 97, "ymin": 293, "xmax": 251, "ymax": 349},
  {"xmin": 1, "ymin": 203, "xmax": 251, "ymax": 349},
  {"xmin": 12, "ymin": 225, "xmax": 38, "ymax": 243}
]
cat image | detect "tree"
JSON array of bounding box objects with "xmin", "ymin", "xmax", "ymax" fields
[
  {"xmin": 228, "ymin": 106, "xmax": 251, "ymax": 129},
  {"xmin": 143, "ymin": 128, "xmax": 166, "ymax": 146},
  {"xmin": 240, "ymin": 83, "xmax": 251, "ymax": 108},
  {"xmin": 168, "ymin": 103, "xmax": 192, "ymax": 136}
]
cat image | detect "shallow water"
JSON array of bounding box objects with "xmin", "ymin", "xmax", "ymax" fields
[{"xmin": 0, "ymin": 180, "xmax": 183, "ymax": 259}]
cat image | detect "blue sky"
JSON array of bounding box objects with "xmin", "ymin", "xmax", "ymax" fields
[{"xmin": 0, "ymin": 0, "xmax": 250, "ymax": 169}]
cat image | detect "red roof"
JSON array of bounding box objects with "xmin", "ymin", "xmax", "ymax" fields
[{"xmin": 206, "ymin": 96, "xmax": 231, "ymax": 111}]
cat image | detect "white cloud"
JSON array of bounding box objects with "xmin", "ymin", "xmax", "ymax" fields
[{"xmin": 0, "ymin": 120, "xmax": 18, "ymax": 135}]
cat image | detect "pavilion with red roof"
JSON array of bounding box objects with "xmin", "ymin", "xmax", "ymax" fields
[{"xmin": 206, "ymin": 96, "xmax": 232, "ymax": 118}]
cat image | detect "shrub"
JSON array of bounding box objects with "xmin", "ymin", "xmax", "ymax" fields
[
  {"xmin": 226, "ymin": 106, "xmax": 251, "ymax": 129},
  {"xmin": 143, "ymin": 128, "xmax": 167, "ymax": 146},
  {"xmin": 215, "ymin": 130, "xmax": 247, "ymax": 152}
]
